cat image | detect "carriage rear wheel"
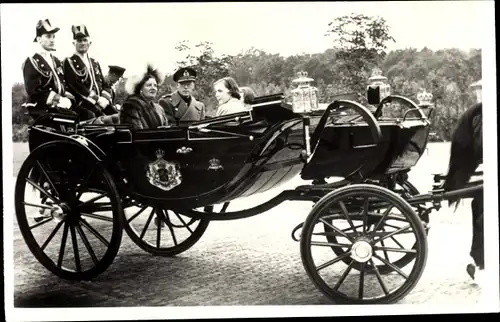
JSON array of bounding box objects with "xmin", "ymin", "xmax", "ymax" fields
[
  {"xmin": 300, "ymin": 184, "xmax": 427, "ymax": 304},
  {"xmin": 15, "ymin": 141, "xmax": 124, "ymax": 281},
  {"xmin": 123, "ymin": 203, "xmax": 209, "ymax": 257},
  {"xmin": 324, "ymin": 180, "xmax": 428, "ymax": 274}
]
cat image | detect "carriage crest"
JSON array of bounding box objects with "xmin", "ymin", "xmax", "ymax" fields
[{"xmin": 146, "ymin": 149, "xmax": 182, "ymax": 191}]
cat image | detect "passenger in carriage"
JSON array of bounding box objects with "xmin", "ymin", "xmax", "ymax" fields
[
  {"xmin": 118, "ymin": 64, "xmax": 169, "ymax": 129},
  {"xmin": 214, "ymin": 77, "xmax": 248, "ymax": 116},
  {"xmin": 22, "ymin": 19, "xmax": 75, "ymax": 111},
  {"xmin": 102, "ymin": 65, "xmax": 126, "ymax": 112},
  {"xmin": 158, "ymin": 67, "xmax": 206, "ymax": 125},
  {"xmin": 239, "ymin": 86, "xmax": 256, "ymax": 110}
]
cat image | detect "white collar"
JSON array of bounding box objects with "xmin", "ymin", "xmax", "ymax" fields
[
  {"xmin": 37, "ymin": 47, "xmax": 53, "ymax": 57},
  {"xmin": 75, "ymin": 51, "xmax": 90, "ymax": 61}
]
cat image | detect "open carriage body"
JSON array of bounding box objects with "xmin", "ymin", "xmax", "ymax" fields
[{"xmin": 18, "ymin": 74, "xmax": 483, "ymax": 305}]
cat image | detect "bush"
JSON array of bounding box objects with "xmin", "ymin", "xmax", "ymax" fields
[{"xmin": 13, "ymin": 124, "xmax": 30, "ymax": 142}]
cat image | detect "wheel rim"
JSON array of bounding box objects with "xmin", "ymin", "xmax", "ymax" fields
[
  {"xmin": 15, "ymin": 142, "xmax": 123, "ymax": 280},
  {"xmin": 124, "ymin": 204, "xmax": 209, "ymax": 256},
  {"xmin": 300, "ymin": 184, "xmax": 427, "ymax": 304}
]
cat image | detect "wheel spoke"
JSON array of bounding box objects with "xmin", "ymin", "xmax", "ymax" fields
[
  {"xmin": 379, "ymin": 235, "xmax": 391, "ymax": 262},
  {"xmin": 70, "ymin": 225, "xmax": 81, "ymax": 272},
  {"xmin": 333, "ymin": 259, "xmax": 355, "ymax": 291},
  {"xmin": 36, "ymin": 161, "xmax": 61, "ymax": 199},
  {"xmin": 358, "ymin": 262, "xmax": 365, "ymax": 300},
  {"xmin": 76, "ymin": 193, "xmax": 109, "ymax": 209},
  {"xmin": 373, "ymin": 246, "xmax": 417, "ymax": 254},
  {"xmin": 140, "ymin": 208, "xmax": 156, "ymax": 240},
  {"xmin": 370, "ymin": 258, "xmax": 390, "ymax": 296},
  {"xmin": 29, "ymin": 217, "xmax": 53, "ymax": 229},
  {"xmin": 316, "ymin": 251, "xmax": 352, "ymax": 272},
  {"xmin": 23, "ymin": 201, "xmax": 53, "ymax": 210},
  {"xmin": 75, "ymin": 223, "xmax": 99, "ymax": 266},
  {"xmin": 82, "ymin": 203, "xmax": 113, "ymax": 213},
  {"xmin": 80, "ymin": 218, "xmax": 109, "ymax": 247},
  {"xmin": 310, "ymin": 241, "xmax": 351, "ymax": 248},
  {"xmin": 127, "ymin": 206, "xmax": 148, "ymax": 223},
  {"xmin": 390, "ymin": 236, "xmax": 406, "ymax": 249},
  {"xmin": 362, "ymin": 197, "xmax": 369, "ymax": 234},
  {"xmin": 172, "ymin": 211, "xmax": 194, "ymax": 234},
  {"xmin": 57, "ymin": 222, "xmax": 69, "ymax": 268},
  {"xmin": 319, "ymin": 218, "xmax": 354, "ymax": 242},
  {"xmin": 372, "ymin": 225, "xmax": 411, "ymax": 244},
  {"xmin": 220, "ymin": 202, "xmax": 230, "ymax": 213},
  {"xmin": 26, "ymin": 178, "xmax": 59, "ymax": 204},
  {"xmin": 75, "ymin": 165, "xmax": 97, "ymax": 200},
  {"xmin": 373, "ymin": 254, "xmax": 409, "ymax": 279},
  {"xmin": 41, "ymin": 220, "xmax": 65, "ymax": 250},
  {"xmin": 81, "ymin": 212, "xmax": 113, "ymax": 222},
  {"xmin": 163, "ymin": 209, "xmax": 178, "ymax": 246},
  {"xmin": 338, "ymin": 201, "xmax": 358, "ymax": 235},
  {"xmin": 156, "ymin": 210, "xmax": 162, "ymax": 249},
  {"xmin": 371, "ymin": 205, "xmax": 393, "ymax": 235}
]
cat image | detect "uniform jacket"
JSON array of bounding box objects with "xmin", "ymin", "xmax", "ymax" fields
[
  {"xmin": 119, "ymin": 95, "xmax": 168, "ymax": 129},
  {"xmin": 22, "ymin": 52, "xmax": 74, "ymax": 107},
  {"xmin": 158, "ymin": 91, "xmax": 205, "ymax": 125},
  {"xmin": 63, "ymin": 53, "xmax": 112, "ymax": 106}
]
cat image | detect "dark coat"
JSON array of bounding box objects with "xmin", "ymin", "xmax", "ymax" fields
[
  {"xmin": 158, "ymin": 91, "xmax": 205, "ymax": 125},
  {"xmin": 119, "ymin": 95, "xmax": 168, "ymax": 129},
  {"xmin": 22, "ymin": 53, "xmax": 74, "ymax": 107},
  {"xmin": 63, "ymin": 53, "xmax": 112, "ymax": 105}
]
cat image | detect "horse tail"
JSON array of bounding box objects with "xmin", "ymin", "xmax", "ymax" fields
[{"xmin": 441, "ymin": 102, "xmax": 482, "ymax": 210}]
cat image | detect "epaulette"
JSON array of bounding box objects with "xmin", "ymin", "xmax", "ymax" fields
[{"xmin": 26, "ymin": 55, "xmax": 50, "ymax": 78}]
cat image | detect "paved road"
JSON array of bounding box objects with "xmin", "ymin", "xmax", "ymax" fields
[{"xmin": 7, "ymin": 142, "xmax": 485, "ymax": 308}]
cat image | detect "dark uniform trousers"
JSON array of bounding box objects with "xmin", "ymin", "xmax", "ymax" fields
[
  {"xmin": 63, "ymin": 53, "xmax": 113, "ymax": 121},
  {"xmin": 158, "ymin": 91, "xmax": 206, "ymax": 125}
]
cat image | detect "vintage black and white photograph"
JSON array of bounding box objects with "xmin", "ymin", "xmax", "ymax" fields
[{"xmin": 1, "ymin": 1, "xmax": 498, "ymax": 320}]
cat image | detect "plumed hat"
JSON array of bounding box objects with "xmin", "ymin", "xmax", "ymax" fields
[
  {"xmin": 125, "ymin": 64, "xmax": 164, "ymax": 95},
  {"xmin": 34, "ymin": 19, "xmax": 60, "ymax": 42},
  {"xmin": 72, "ymin": 24, "xmax": 90, "ymax": 40}
]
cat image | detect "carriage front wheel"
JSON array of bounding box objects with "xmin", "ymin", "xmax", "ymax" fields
[
  {"xmin": 300, "ymin": 184, "xmax": 427, "ymax": 304},
  {"xmin": 15, "ymin": 141, "xmax": 124, "ymax": 281}
]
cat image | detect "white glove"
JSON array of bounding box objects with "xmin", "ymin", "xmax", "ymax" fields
[
  {"xmin": 115, "ymin": 104, "xmax": 121, "ymax": 111},
  {"xmin": 97, "ymin": 96, "xmax": 110, "ymax": 108},
  {"xmin": 57, "ymin": 97, "xmax": 72, "ymax": 109}
]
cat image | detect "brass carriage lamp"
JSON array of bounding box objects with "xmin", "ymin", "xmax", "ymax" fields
[
  {"xmin": 366, "ymin": 67, "xmax": 391, "ymax": 105},
  {"xmin": 291, "ymin": 71, "xmax": 319, "ymax": 114},
  {"xmin": 417, "ymin": 89, "xmax": 433, "ymax": 108}
]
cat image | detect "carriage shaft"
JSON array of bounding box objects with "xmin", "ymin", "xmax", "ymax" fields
[{"xmin": 408, "ymin": 184, "xmax": 483, "ymax": 205}]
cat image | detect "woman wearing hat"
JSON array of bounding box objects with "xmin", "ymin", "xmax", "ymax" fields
[{"xmin": 119, "ymin": 64, "xmax": 169, "ymax": 129}]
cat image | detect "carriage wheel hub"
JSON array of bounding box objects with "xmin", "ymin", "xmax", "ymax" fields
[
  {"xmin": 350, "ymin": 239, "xmax": 373, "ymax": 263},
  {"xmin": 50, "ymin": 204, "xmax": 67, "ymax": 222}
]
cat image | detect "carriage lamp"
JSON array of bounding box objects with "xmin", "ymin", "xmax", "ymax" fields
[
  {"xmin": 291, "ymin": 71, "xmax": 319, "ymax": 114},
  {"xmin": 366, "ymin": 67, "xmax": 391, "ymax": 105},
  {"xmin": 417, "ymin": 89, "xmax": 433, "ymax": 108}
]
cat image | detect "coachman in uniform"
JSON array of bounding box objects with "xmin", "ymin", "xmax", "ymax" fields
[
  {"xmin": 158, "ymin": 67, "xmax": 206, "ymax": 125},
  {"xmin": 63, "ymin": 24, "xmax": 114, "ymax": 120},
  {"xmin": 22, "ymin": 19, "xmax": 75, "ymax": 112}
]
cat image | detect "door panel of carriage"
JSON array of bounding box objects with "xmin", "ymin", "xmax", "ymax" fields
[{"xmin": 113, "ymin": 111, "xmax": 269, "ymax": 203}]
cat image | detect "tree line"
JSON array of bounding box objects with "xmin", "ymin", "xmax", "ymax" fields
[{"xmin": 11, "ymin": 14, "xmax": 481, "ymax": 142}]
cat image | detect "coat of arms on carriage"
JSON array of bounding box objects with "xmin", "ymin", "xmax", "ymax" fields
[
  {"xmin": 146, "ymin": 149, "xmax": 182, "ymax": 191},
  {"xmin": 208, "ymin": 158, "xmax": 224, "ymax": 171}
]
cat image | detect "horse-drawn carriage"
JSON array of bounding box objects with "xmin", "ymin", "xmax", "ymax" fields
[{"xmin": 14, "ymin": 73, "xmax": 483, "ymax": 305}]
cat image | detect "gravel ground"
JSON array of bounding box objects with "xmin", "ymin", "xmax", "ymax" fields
[{"xmin": 6, "ymin": 141, "xmax": 494, "ymax": 313}]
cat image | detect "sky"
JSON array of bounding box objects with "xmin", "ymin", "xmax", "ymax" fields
[{"xmin": 0, "ymin": 1, "xmax": 492, "ymax": 84}]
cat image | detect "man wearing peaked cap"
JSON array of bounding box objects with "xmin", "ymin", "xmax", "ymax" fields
[
  {"xmin": 159, "ymin": 67, "xmax": 206, "ymax": 125},
  {"xmin": 62, "ymin": 24, "xmax": 114, "ymax": 120},
  {"xmin": 103, "ymin": 65, "xmax": 126, "ymax": 112},
  {"xmin": 22, "ymin": 18, "xmax": 75, "ymax": 112}
]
